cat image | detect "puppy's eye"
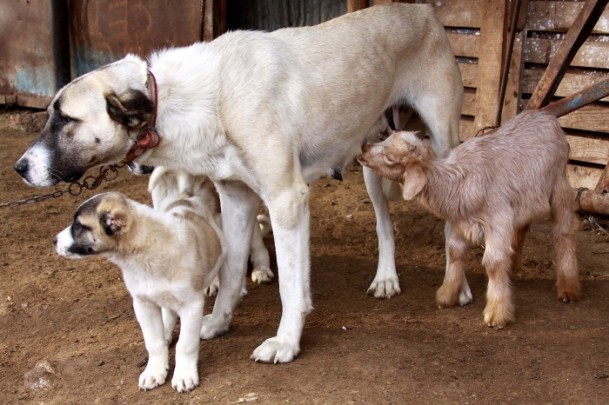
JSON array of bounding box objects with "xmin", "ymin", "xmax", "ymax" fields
[{"xmin": 59, "ymin": 115, "xmax": 74, "ymax": 124}]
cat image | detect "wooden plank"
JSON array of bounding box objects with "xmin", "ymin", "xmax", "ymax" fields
[
  {"xmin": 567, "ymin": 163, "xmax": 603, "ymax": 189},
  {"xmin": 462, "ymin": 91, "xmax": 477, "ymax": 116},
  {"xmin": 459, "ymin": 62, "xmax": 478, "ymax": 88},
  {"xmin": 474, "ymin": 0, "xmax": 508, "ymax": 131},
  {"xmin": 347, "ymin": 0, "xmax": 369, "ymax": 12},
  {"xmin": 524, "ymin": 37, "xmax": 609, "ymax": 70},
  {"xmin": 433, "ymin": 0, "xmax": 482, "ymax": 28},
  {"xmin": 527, "ymin": 1, "xmax": 609, "ymax": 35},
  {"xmin": 447, "ymin": 32, "xmax": 480, "ymax": 58},
  {"xmin": 566, "ymin": 134, "xmax": 609, "ymax": 166},
  {"xmin": 522, "ymin": 69, "xmax": 609, "ymax": 101},
  {"xmin": 459, "ymin": 119, "xmax": 477, "ymax": 141},
  {"xmin": 558, "ymin": 103, "xmax": 609, "ymax": 133},
  {"xmin": 501, "ymin": 31, "xmax": 524, "ymax": 123}
]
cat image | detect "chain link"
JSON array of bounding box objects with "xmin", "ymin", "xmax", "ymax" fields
[{"xmin": 0, "ymin": 164, "xmax": 124, "ymax": 209}]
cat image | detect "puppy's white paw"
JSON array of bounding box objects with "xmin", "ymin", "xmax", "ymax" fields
[
  {"xmin": 251, "ymin": 266, "xmax": 274, "ymax": 284},
  {"xmin": 205, "ymin": 277, "xmax": 220, "ymax": 297},
  {"xmin": 200, "ymin": 314, "xmax": 229, "ymax": 340},
  {"xmin": 251, "ymin": 337, "xmax": 299, "ymax": 364},
  {"xmin": 458, "ymin": 283, "xmax": 473, "ymax": 306},
  {"xmin": 171, "ymin": 367, "xmax": 199, "ymax": 393},
  {"xmin": 138, "ymin": 364, "xmax": 168, "ymax": 391},
  {"xmin": 367, "ymin": 277, "xmax": 401, "ymax": 299}
]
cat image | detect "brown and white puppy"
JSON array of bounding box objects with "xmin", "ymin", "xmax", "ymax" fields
[
  {"xmin": 54, "ymin": 191, "xmax": 225, "ymax": 392},
  {"xmin": 136, "ymin": 164, "xmax": 274, "ymax": 294},
  {"xmin": 358, "ymin": 110, "xmax": 580, "ymax": 328}
]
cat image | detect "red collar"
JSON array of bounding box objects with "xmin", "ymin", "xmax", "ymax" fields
[{"xmin": 121, "ymin": 70, "xmax": 161, "ymax": 164}]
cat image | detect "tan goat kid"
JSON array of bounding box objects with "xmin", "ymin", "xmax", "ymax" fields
[{"xmin": 358, "ymin": 110, "xmax": 580, "ymax": 328}]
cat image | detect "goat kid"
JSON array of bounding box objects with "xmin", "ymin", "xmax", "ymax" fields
[{"xmin": 358, "ymin": 110, "xmax": 580, "ymax": 328}]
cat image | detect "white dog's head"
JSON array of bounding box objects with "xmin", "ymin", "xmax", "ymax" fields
[{"xmin": 14, "ymin": 55, "xmax": 155, "ymax": 187}]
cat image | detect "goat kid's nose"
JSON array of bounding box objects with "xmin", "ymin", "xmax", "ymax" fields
[{"xmin": 14, "ymin": 158, "xmax": 29, "ymax": 177}]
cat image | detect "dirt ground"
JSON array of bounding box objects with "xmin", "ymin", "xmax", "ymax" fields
[{"xmin": 1, "ymin": 109, "xmax": 609, "ymax": 404}]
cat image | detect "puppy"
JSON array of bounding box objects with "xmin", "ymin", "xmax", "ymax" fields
[
  {"xmin": 130, "ymin": 162, "xmax": 274, "ymax": 293},
  {"xmin": 54, "ymin": 191, "xmax": 225, "ymax": 392}
]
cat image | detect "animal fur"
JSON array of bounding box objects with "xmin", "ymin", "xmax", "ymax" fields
[
  {"xmin": 16, "ymin": 4, "xmax": 463, "ymax": 362},
  {"xmin": 54, "ymin": 191, "xmax": 225, "ymax": 391},
  {"xmin": 358, "ymin": 110, "xmax": 580, "ymax": 328}
]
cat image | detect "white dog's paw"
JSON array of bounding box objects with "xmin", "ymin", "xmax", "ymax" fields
[
  {"xmin": 251, "ymin": 266, "xmax": 274, "ymax": 284},
  {"xmin": 200, "ymin": 314, "xmax": 230, "ymax": 340},
  {"xmin": 138, "ymin": 364, "xmax": 168, "ymax": 391},
  {"xmin": 171, "ymin": 367, "xmax": 199, "ymax": 393},
  {"xmin": 367, "ymin": 277, "xmax": 401, "ymax": 299},
  {"xmin": 251, "ymin": 337, "xmax": 300, "ymax": 364}
]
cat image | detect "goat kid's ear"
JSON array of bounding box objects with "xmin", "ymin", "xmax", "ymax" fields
[
  {"xmin": 106, "ymin": 89, "xmax": 154, "ymax": 130},
  {"xmin": 100, "ymin": 209, "xmax": 130, "ymax": 236},
  {"xmin": 401, "ymin": 164, "xmax": 426, "ymax": 200}
]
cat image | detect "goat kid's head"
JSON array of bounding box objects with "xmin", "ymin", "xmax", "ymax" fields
[{"xmin": 358, "ymin": 131, "xmax": 429, "ymax": 201}]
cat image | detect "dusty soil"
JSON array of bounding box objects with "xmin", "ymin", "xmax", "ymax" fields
[{"xmin": 1, "ymin": 110, "xmax": 609, "ymax": 404}]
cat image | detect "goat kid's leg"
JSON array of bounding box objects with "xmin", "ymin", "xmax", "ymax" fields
[
  {"xmin": 250, "ymin": 221, "xmax": 274, "ymax": 284},
  {"xmin": 552, "ymin": 187, "xmax": 580, "ymax": 302},
  {"xmin": 481, "ymin": 238, "xmax": 515, "ymax": 329},
  {"xmin": 201, "ymin": 182, "xmax": 259, "ymax": 339},
  {"xmin": 251, "ymin": 184, "xmax": 313, "ymax": 363},
  {"xmin": 511, "ymin": 226, "xmax": 529, "ymax": 272},
  {"xmin": 363, "ymin": 166, "xmax": 401, "ymax": 298},
  {"xmin": 436, "ymin": 225, "xmax": 472, "ymax": 307}
]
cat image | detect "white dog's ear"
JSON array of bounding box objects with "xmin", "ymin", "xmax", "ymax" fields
[
  {"xmin": 401, "ymin": 164, "xmax": 426, "ymax": 200},
  {"xmin": 105, "ymin": 89, "xmax": 154, "ymax": 130}
]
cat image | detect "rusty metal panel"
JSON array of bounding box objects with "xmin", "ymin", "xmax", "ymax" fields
[
  {"xmin": 0, "ymin": 0, "xmax": 70, "ymax": 109},
  {"xmin": 69, "ymin": 0, "xmax": 204, "ymax": 77}
]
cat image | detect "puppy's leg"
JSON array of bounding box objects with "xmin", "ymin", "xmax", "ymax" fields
[
  {"xmin": 436, "ymin": 226, "xmax": 472, "ymax": 307},
  {"xmin": 250, "ymin": 219, "xmax": 274, "ymax": 284},
  {"xmin": 172, "ymin": 300, "xmax": 204, "ymax": 393},
  {"xmin": 201, "ymin": 182, "xmax": 259, "ymax": 339},
  {"xmin": 251, "ymin": 182, "xmax": 312, "ymax": 363},
  {"xmin": 133, "ymin": 298, "xmax": 168, "ymax": 391},
  {"xmin": 162, "ymin": 307, "xmax": 177, "ymax": 344},
  {"xmin": 362, "ymin": 166, "xmax": 400, "ymax": 298}
]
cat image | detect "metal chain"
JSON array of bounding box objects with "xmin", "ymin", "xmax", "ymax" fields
[{"xmin": 0, "ymin": 164, "xmax": 124, "ymax": 209}]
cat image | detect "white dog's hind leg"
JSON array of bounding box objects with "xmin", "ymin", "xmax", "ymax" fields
[
  {"xmin": 172, "ymin": 302, "xmax": 203, "ymax": 393},
  {"xmin": 250, "ymin": 220, "xmax": 274, "ymax": 284},
  {"xmin": 363, "ymin": 166, "xmax": 401, "ymax": 298},
  {"xmin": 133, "ymin": 299, "xmax": 169, "ymax": 391},
  {"xmin": 251, "ymin": 184, "xmax": 312, "ymax": 363},
  {"xmin": 201, "ymin": 182, "xmax": 259, "ymax": 340}
]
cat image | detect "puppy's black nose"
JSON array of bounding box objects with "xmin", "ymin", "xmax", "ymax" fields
[{"xmin": 14, "ymin": 158, "xmax": 28, "ymax": 177}]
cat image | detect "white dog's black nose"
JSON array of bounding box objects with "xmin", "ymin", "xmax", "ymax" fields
[{"xmin": 14, "ymin": 158, "xmax": 28, "ymax": 178}]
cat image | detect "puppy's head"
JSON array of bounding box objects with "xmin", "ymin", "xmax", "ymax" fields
[
  {"xmin": 14, "ymin": 55, "xmax": 154, "ymax": 187},
  {"xmin": 54, "ymin": 192, "xmax": 133, "ymax": 258},
  {"xmin": 358, "ymin": 131, "xmax": 430, "ymax": 200}
]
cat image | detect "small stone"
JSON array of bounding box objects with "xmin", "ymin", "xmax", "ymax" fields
[{"xmin": 24, "ymin": 360, "xmax": 55, "ymax": 391}]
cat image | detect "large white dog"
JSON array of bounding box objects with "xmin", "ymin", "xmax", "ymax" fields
[{"xmin": 15, "ymin": 4, "xmax": 463, "ymax": 363}]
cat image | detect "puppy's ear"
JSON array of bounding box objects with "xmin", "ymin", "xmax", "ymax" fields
[
  {"xmin": 100, "ymin": 209, "xmax": 130, "ymax": 236},
  {"xmin": 401, "ymin": 164, "xmax": 426, "ymax": 200},
  {"xmin": 105, "ymin": 90, "xmax": 154, "ymax": 129}
]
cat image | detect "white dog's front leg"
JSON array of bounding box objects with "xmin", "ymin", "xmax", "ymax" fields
[
  {"xmin": 363, "ymin": 167, "xmax": 401, "ymax": 298},
  {"xmin": 201, "ymin": 182, "xmax": 259, "ymax": 340},
  {"xmin": 251, "ymin": 186, "xmax": 312, "ymax": 363},
  {"xmin": 172, "ymin": 302, "xmax": 204, "ymax": 393},
  {"xmin": 133, "ymin": 298, "xmax": 168, "ymax": 391}
]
